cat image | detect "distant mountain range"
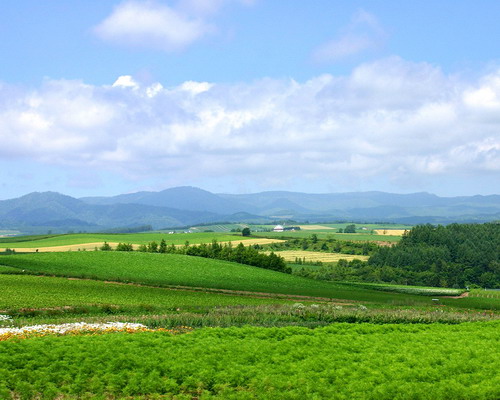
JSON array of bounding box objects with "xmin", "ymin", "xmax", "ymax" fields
[{"xmin": 1, "ymin": 187, "xmax": 499, "ymax": 233}]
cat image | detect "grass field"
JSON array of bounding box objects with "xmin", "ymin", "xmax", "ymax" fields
[
  {"xmin": 1, "ymin": 322, "xmax": 499, "ymax": 399},
  {"xmin": 265, "ymin": 250, "xmax": 370, "ymax": 263}
]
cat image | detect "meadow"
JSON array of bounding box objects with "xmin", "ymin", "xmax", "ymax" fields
[{"xmin": 1, "ymin": 322, "xmax": 499, "ymax": 399}]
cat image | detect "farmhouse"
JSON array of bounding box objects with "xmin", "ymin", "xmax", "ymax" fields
[
  {"xmin": 273, "ymin": 225, "xmax": 301, "ymax": 232},
  {"xmin": 273, "ymin": 225, "xmax": 284, "ymax": 232}
]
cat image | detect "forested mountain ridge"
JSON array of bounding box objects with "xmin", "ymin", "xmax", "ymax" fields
[{"xmin": 1, "ymin": 188, "xmax": 499, "ymax": 233}]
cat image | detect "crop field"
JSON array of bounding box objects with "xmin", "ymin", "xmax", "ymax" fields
[
  {"xmin": 320, "ymin": 223, "xmax": 412, "ymax": 230},
  {"xmin": 256, "ymin": 230, "xmax": 402, "ymax": 242},
  {"xmin": 0, "ymin": 252, "xmax": 462, "ymax": 306},
  {"xmin": 188, "ymin": 223, "xmax": 249, "ymax": 232},
  {"xmin": 298, "ymin": 224, "xmax": 335, "ymax": 230},
  {"xmin": 339, "ymin": 282, "xmax": 465, "ymax": 296},
  {"xmin": 0, "ymin": 232, "xmax": 256, "ymax": 249},
  {"xmin": 1, "ymin": 238, "xmax": 283, "ymax": 253},
  {"xmin": 470, "ymin": 289, "xmax": 500, "ymax": 299},
  {"xmin": 0, "ymin": 274, "xmax": 290, "ymax": 316},
  {"xmin": 1, "ymin": 322, "xmax": 499, "ymax": 399},
  {"xmin": 1, "ymin": 226, "xmax": 498, "ymax": 399},
  {"xmin": 265, "ymin": 250, "xmax": 369, "ymax": 263},
  {"xmin": 374, "ymin": 229, "xmax": 408, "ymax": 236}
]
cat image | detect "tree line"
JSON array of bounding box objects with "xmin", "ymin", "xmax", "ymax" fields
[{"xmin": 261, "ymin": 236, "xmax": 378, "ymax": 256}]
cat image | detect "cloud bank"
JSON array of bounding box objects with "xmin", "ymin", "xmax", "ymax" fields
[{"xmin": 1, "ymin": 57, "xmax": 499, "ymax": 191}]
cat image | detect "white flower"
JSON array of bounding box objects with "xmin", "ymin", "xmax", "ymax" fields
[{"xmin": 0, "ymin": 322, "xmax": 148, "ymax": 337}]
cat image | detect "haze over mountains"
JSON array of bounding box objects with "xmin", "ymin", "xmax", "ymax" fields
[{"xmin": 1, "ymin": 187, "xmax": 499, "ymax": 233}]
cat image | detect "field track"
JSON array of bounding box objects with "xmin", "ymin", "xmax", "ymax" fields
[{"xmin": 1, "ymin": 238, "xmax": 284, "ymax": 253}]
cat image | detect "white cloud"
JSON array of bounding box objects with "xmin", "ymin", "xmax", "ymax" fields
[
  {"xmin": 93, "ymin": 0, "xmax": 213, "ymax": 52},
  {"xmin": 94, "ymin": 0, "xmax": 256, "ymax": 52},
  {"xmin": 312, "ymin": 9, "xmax": 386, "ymax": 63},
  {"xmin": 112, "ymin": 75, "xmax": 140, "ymax": 89},
  {"xmin": 0, "ymin": 58, "xmax": 499, "ymax": 192},
  {"xmin": 179, "ymin": 80, "xmax": 213, "ymax": 94}
]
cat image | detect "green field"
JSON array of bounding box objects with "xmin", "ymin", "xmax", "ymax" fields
[
  {"xmin": 0, "ymin": 232, "xmax": 250, "ymax": 248},
  {"xmin": 1, "ymin": 322, "xmax": 499, "ymax": 399},
  {"xmin": 0, "ymin": 252, "xmax": 462, "ymax": 307},
  {"xmin": 255, "ymin": 230, "xmax": 402, "ymax": 242},
  {"xmin": 1, "ymin": 226, "xmax": 498, "ymax": 399},
  {"xmin": 0, "ymin": 274, "xmax": 289, "ymax": 315},
  {"xmin": 320, "ymin": 223, "xmax": 413, "ymax": 230}
]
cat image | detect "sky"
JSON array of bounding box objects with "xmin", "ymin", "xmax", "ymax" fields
[{"xmin": 0, "ymin": 0, "xmax": 499, "ymax": 199}]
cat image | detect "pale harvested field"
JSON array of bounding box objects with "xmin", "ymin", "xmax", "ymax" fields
[
  {"xmin": 375, "ymin": 229, "xmax": 408, "ymax": 236},
  {"xmin": 1, "ymin": 242, "xmax": 119, "ymax": 253},
  {"xmin": 220, "ymin": 238, "xmax": 285, "ymax": 246},
  {"xmin": 2, "ymin": 238, "xmax": 284, "ymax": 253},
  {"xmin": 298, "ymin": 225, "xmax": 335, "ymax": 230},
  {"xmin": 264, "ymin": 250, "xmax": 369, "ymax": 262}
]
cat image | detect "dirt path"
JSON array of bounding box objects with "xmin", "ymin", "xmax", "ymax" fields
[{"xmin": 440, "ymin": 291, "xmax": 470, "ymax": 299}]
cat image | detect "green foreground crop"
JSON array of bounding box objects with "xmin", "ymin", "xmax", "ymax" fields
[{"xmin": 1, "ymin": 322, "xmax": 499, "ymax": 399}]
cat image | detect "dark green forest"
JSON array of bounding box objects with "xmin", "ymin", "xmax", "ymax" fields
[
  {"xmin": 295, "ymin": 223, "xmax": 499, "ymax": 288},
  {"xmin": 367, "ymin": 223, "xmax": 500, "ymax": 288}
]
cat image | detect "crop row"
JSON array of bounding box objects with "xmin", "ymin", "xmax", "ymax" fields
[
  {"xmin": 0, "ymin": 274, "xmax": 289, "ymax": 317},
  {"xmin": 1, "ymin": 322, "xmax": 498, "ymax": 399},
  {"xmin": 0, "ymin": 252, "xmax": 448, "ymax": 305}
]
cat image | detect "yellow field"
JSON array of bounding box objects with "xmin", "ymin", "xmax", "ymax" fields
[
  {"xmin": 264, "ymin": 250, "xmax": 369, "ymax": 263},
  {"xmin": 374, "ymin": 229, "xmax": 408, "ymax": 236},
  {"xmin": 298, "ymin": 225, "xmax": 335, "ymax": 230},
  {"xmin": 1, "ymin": 238, "xmax": 285, "ymax": 253}
]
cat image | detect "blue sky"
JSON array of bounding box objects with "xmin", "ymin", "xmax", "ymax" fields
[{"xmin": 1, "ymin": 0, "xmax": 499, "ymax": 199}]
